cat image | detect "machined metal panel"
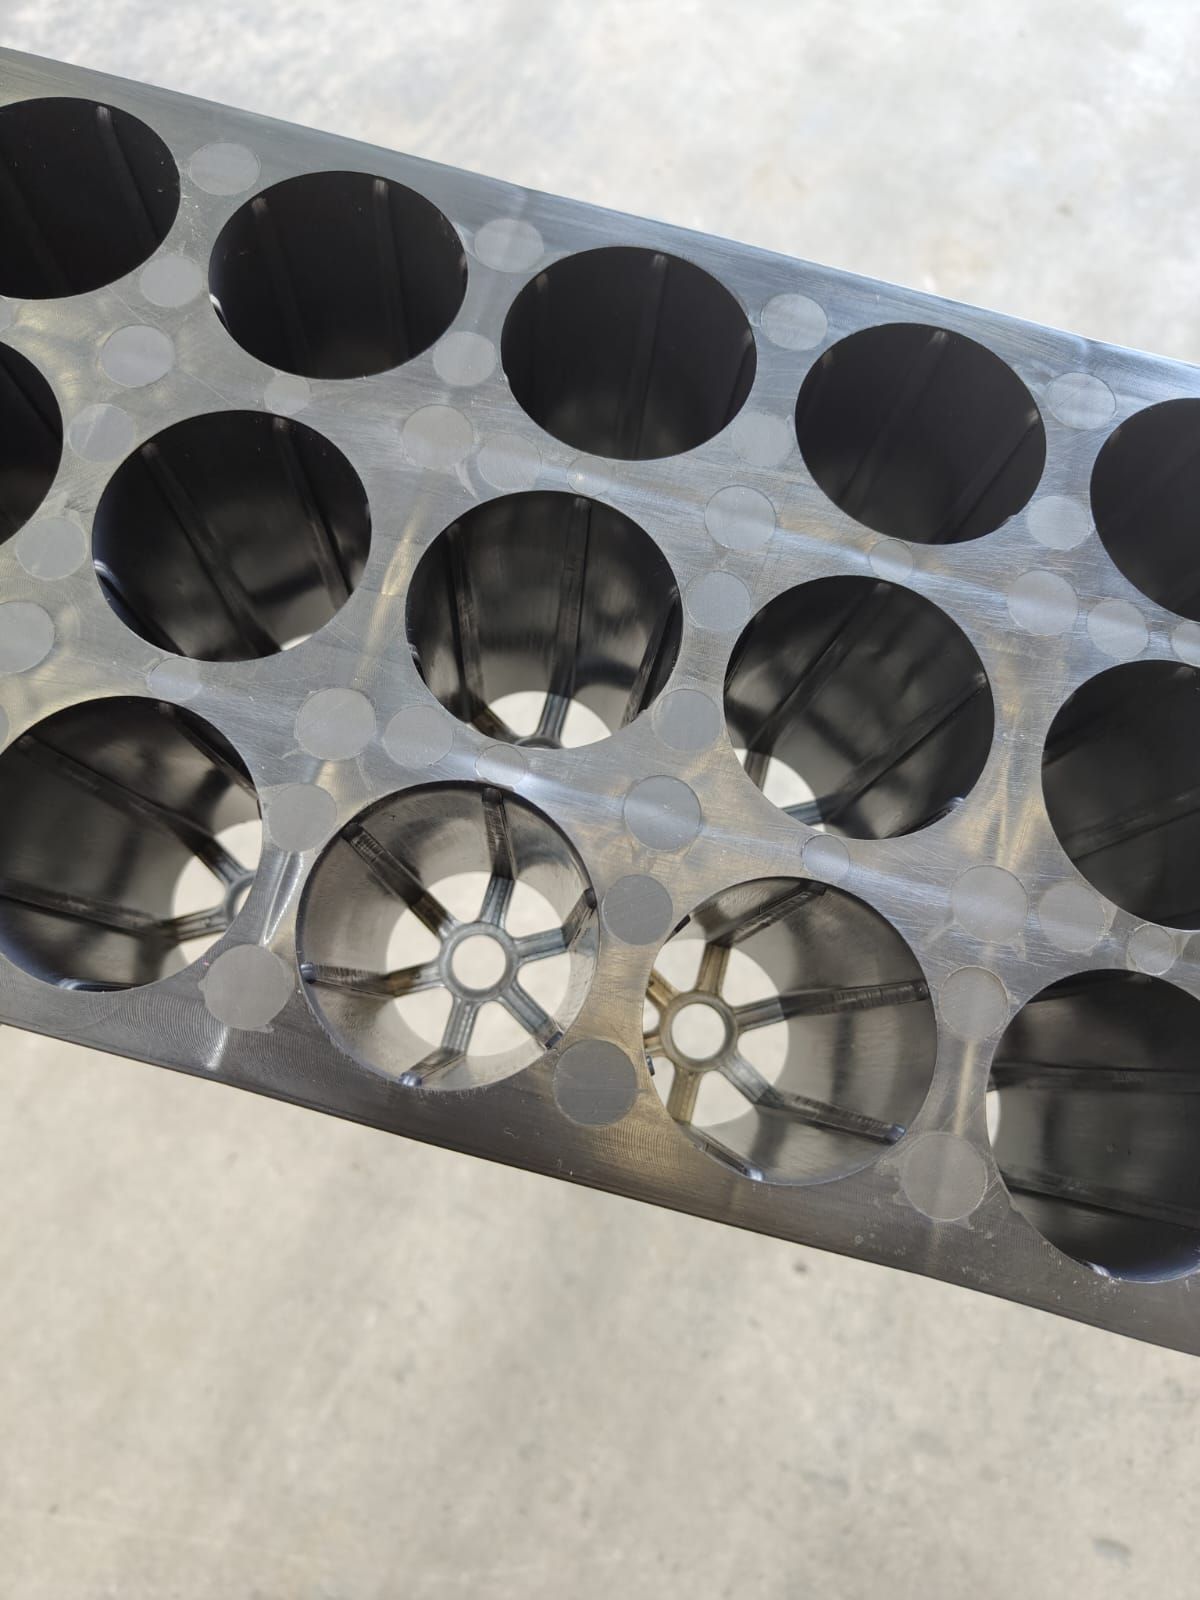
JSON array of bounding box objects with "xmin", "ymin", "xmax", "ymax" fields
[{"xmin": 1, "ymin": 48, "xmax": 1199, "ymax": 1352}]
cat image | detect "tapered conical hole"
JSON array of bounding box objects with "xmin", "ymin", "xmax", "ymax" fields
[
  {"xmin": 1091, "ymin": 398, "xmax": 1200, "ymax": 620},
  {"xmin": 300, "ymin": 783, "xmax": 597, "ymax": 1090},
  {"xmin": 725, "ymin": 575, "xmax": 993, "ymax": 839},
  {"xmin": 92, "ymin": 410, "xmax": 371, "ymax": 662},
  {"xmin": 1042, "ymin": 660, "xmax": 1200, "ymax": 927},
  {"xmin": 407, "ymin": 491, "xmax": 682, "ymax": 746},
  {"xmin": 209, "ymin": 170, "xmax": 467, "ymax": 378},
  {"xmin": 0, "ymin": 343, "xmax": 62, "ymax": 542},
  {"xmin": 0, "ymin": 698, "xmax": 260, "ymax": 989},
  {"xmin": 0, "ymin": 97, "xmax": 179, "ymax": 298},
  {"xmin": 645, "ymin": 877, "xmax": 935, "ymax": 1184},
  {"xmin": 992, "ymin": 971, "xmax": 1200, "ymax": 1280},
  {"xmin": 501, "ymin": 246, "xmax": 755, "ymax": 459},
  {"xmin": 795, "ymin": 323, "xmax": 1045, "ymax": 543}
]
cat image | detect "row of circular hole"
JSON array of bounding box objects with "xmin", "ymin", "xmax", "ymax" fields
[
  {"xmin": 0, "ymin": 702, "xmax": 1192, "ymax": 1285},
  {"xmin": 6, "ymin": 385, "xmax": 1199, "ymax": 929},
  {"xmin": 3, "ymin": 96, "xmax": 1200, "ymax": 620},
  {"xmin": 3, "ymin": 94, "xmax": 1200, "ymax": 1282}
]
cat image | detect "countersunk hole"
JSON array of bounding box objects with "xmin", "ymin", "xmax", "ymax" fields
[
  {"xmin": 1042, "ymin": 659, "xmax": 1200, "ymax": 926},
  {"xmin": 0, "ymin": 97, "xmax": 179, "ymax": 298},
  {"xmin": 299, "ymin": 783, "xmax": 598, "ymax": 1091},
  {"xmin": 501, "ymin": 246, "xmax": 755, "ymax": 459},
  {"xmin": 209, "ymin": 171, "xmax": 467, "ymax": 378},
  {"xmin": 407, "ymin": 491, "xmax": 682, "ymax": 747},
  {"xmin": 0, "ymin": 697, "xmax": 261, "ymax": 990},
  {"xmin": 724, "ymin": 575, "xmax": 994, "ymax": 839},
  {"xmin": 645, "ymin": 875, "xmax": 935, "ymax": 1184},
  {"xmin": 795, "ymin": 323, "xmax": 1046, "ymax": 543},
  {"xmin": 1091, "ymin": 398, "xmax": 1200, "ymax": 619},
  {"xmin": 0, "ymin": 343, "xmax": 62, "ymax": 542},
  {"xmin": 92, "ymin": 410, "xmax": 371, "ymax": 662},
  {"xmin": 991, "ymin": 970, "xmax": 1200, "ymax": 1281}
]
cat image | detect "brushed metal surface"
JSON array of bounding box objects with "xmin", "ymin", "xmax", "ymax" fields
[{"xmin": 1, "ymin": 47, "xmax": 1198, "ymax": 1352}]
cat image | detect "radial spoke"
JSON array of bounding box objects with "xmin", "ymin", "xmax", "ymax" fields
[
  {"xmin": 20, "ymin": 735, "xmax": 244, "ymax": 883},
  {"xmin": 300, "ymin": 959, "xmax": 442, "ymax": 1000},
  {"xmin": 469, "ymin": 703, "xmax": 519, "ymax": 742},
  {"xmin": 402, "ymin": 1043, "xmax": 465, "ymax": 1087},
  {"xmin": 445, "ymin": 520, "xmax": 490, "ymax": 724},
  {"xmin": 271, "ymin": 416, "xmax": 351, "ymax": 605},
  {"xmin": 0, "ymin": 875, "xmax": 160, "ymax": 938},
  {"xmin": 646, "ymin": 969, "xmax": 678, "ymax": 1009},
  {"xmin": 695, "ymin": 880, "xmax": 826, "ymax": 949},
  {"xmin": 534, "ymin": 691, "xmax": 571, "ymax": 745},
  {"xmin": 1002, "ymin": 1163, "xmax": 1200, "ymax": 1232},
  {"xmin": 141, "ymin": 440, "xmax": 279, "ymax": 657},
  {"xmin": 991, "ymin": 1059, "xmax": 1200, "ymax": 1094},
  {"xmin": 479, "ymin": 788, "xmax": 517, "ymax": 925},
  {"xmin": 514, "ymin": 927, "xmax": 567, "ymax": 963},
  {"xmin": 721, "ymin": 1054, "xmax": 903, "ymax": 1144},
  {"xmin": 622, "ymin": 603, "xmax": 674, "ymax": 726},
  {"xmin": 666, "ymin": 1066, "xmax": 701, "ymax": 1123},
  {"xmin": 442, "ymin": 994, "xmax": 478, "ymax": 1055},
  {"xmin": 819, "ymin": 677, "xmax": 988, "ymax": 828},
  {"xmin": 561, "ymin": 889, "xmax": 596, "ymax": 948},
  {"xmin": 501, "ymin": 982, "xmax": 561, "ymax": 1049},
  {"xmin": 161, "ymin": 903, "xmax": 230, "ymax": 945},
  {"xmin": 547, "ymin": 498, "xmax": 590, "ymax": 709},
  {"xmin": 696, "ymin": 942, "xmax": 730, "ymax": 994},
  {"xmin": 690, "ymin": 1129, "xmax": 765, "ymax": 1181},
  {"xmin": 342, "ymin": 822, "xmax": 456, "ymax": 937},
  {"xmin": 747, "ymin": 581, "xmax": 889, "ymax": 753},
  {"xmin": 736, "ymin": 977, "xmax": 930, "ymax": 1031},
  {"xmin": 741, "ymin": 746, "xmax": 770, "ymax": 789}
]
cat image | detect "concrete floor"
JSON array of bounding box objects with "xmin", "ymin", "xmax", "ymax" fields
[{"xmin": 2, "ymin": 2, "xmax": 1200, "ymax": 1594}]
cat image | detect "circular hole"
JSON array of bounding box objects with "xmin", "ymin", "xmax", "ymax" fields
[
  {"xmin": 501, "ymin": 246, "xmax": 755, "ymax": 459},
  {"xmin": 991, "ymin": 971, "xmax": 1200, "ymax": 1280},
  {"xmin": 725, "ymin": 575, "xmax": 993, "ymax": 838},
  {"xmin": 1091, "ymin": 399, "xmax": 1200, "ymax": 619},
  {"xmin": 407, "ymin": 491, "xmax": 681, "ymax": 746},
  {"xmin": 0, "ymin": 343, "xmax": 62, "ymax": 541},
  {"xmin": 0, "ymin": 98, "xmax": 179, "ymax": 298},
  {"xmin": 300, "ymin": 783, "xmax": 598, "ymax": 1090},
  {"xmin": 669, "ymin": 999, "xmax": 728, "ymax": 1062},
  {"xmin": 209, "ymin": 171, "xmax": 467, "ymax": 379},
  {"xmin": 0, "ymin": 698, "xmax": 260, "ymax": 989},
  {"xmin": 1042, "ymin": 660, "xmax": 1200, "ymax": 927},
  {"xmin": 645, "ymin": 876, "xmax": 935, "ymax": 1183},
  {"xmin": 451, "ymin": 930, "xmax": 507, "ymax": 991},
  {"xmin": 794, "ymin": 323, "xmax": 1046, "ymax": 543},
  {"xmin": 92, "ymin": 410, "xmax": 371, "ymax": 662}
]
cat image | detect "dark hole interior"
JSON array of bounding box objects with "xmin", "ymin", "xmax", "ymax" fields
[
  {"xmin": 0, "ymin": 698, "xmax": 260, "ymax": 990},
  {"xmin": 406, "ymin": 491, "xmax": 681, "ymax": 746},
  {"xmin": 0, "ymin": 96, "xmax": 179, "ymax": 298},
  {"xmin": 794, "ymin": 322, "xmax": 1046, "ymax": 543},
  {"xmin": 0, "ymin": 342, "xmax": 62, "ymax": 541},
  {"xmin": 992, "ymin": 971, "xmax": 1200, "ymax": 1281},
  {"xmin": 1042, "ymin": 660, "xmax": 1200, "ymax": 928},
  {"xmin": 209, "ymin": 170, "xmax": 467, "ymax": 379},
  {"xmin": 501, "ymin": 246, "xmax": 756, "ymax": 460},
  {"xmin": 92, "ymin": 409, "xmax": 372, "ymax": 662},
  {"xmin": 1091, "ymin": 398, "xmax": 1200, "ymax": 620},
  {"xmin": 724, "ymin": 575, "xmax": 994, "ymax": 838}
]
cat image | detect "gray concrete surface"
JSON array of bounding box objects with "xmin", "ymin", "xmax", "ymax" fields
[{"xmin": 2, "ymin": 3, "xmax": 1200, "ymax": 1594}]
